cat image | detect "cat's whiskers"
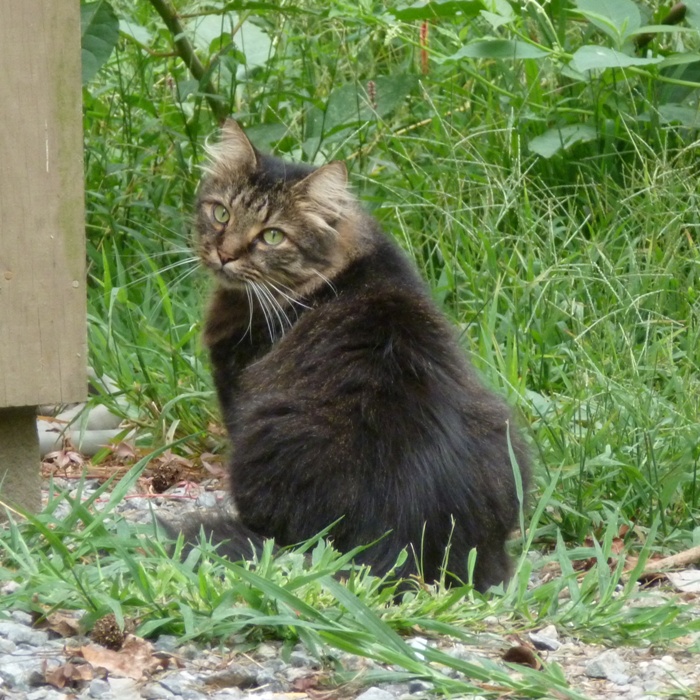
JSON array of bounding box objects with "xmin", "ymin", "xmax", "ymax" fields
[
  {"xmin": 311, "ymin": 269, "xmax": 338, "ymax": 296},
  {"xmin": 265, "ymin": 280, "xmax": 311, "ymax": 311},
  {"xmin": 243, "ymin": 283, "xmax": 254, "ymax": 341},
  {"xmin": 116, "ymin": 255, "xmax": 200, "ymax": 291},
  {"xmin": 256, "ymin": 281, "xmax": 293, "ymax": 338},
  {"xmin": 248, "ymin": 281, "xmax": 276, "ymax": 342}
]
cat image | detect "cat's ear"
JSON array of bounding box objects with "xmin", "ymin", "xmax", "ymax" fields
[
  {"xmin": 205, "ymin": 120, "xmax": 258, "ymax": 176},
  {"xmin": 293, "ymin": 161, "xmax": 349, "ymax": 208}
]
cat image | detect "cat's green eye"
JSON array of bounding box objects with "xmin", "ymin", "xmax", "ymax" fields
[
  {"xmin": 261, "ymin": 228, "xmax": 285, "ymax": 246},
  {"xmin": 212, "ymin": 204, "xmax": 230, "ymax": 224}
]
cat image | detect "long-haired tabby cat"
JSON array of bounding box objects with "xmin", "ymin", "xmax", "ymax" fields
[{"xmin": 175, "ymin": 120, "xmax": 529, "ymax": 591}]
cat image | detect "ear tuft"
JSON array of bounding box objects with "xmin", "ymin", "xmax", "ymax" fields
[
  {"xmin": 204, "ymin": 120, "xmax": 257, "ymax": 175},
  {"xmin": 294, "ymin": 161, "xmax": 350, "ymax": 211}
]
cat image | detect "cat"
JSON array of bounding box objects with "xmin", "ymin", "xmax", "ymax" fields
[{"xmin": 173, "ymin": 120, "xmax": 530, "ymax": 591}]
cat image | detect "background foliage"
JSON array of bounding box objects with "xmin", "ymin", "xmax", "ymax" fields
[{"xmin": 80, "ymin": 0, "xmax": 700, "ymax": 551}]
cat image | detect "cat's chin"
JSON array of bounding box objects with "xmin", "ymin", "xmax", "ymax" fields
[{"xmin": 213, "ymin": 271, "xmax": 246, "ymax": 290}]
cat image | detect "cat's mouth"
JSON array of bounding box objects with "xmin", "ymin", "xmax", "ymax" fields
[{"xmin": 215, "ymin": 266, "xmax": 247, "ymax": 289}]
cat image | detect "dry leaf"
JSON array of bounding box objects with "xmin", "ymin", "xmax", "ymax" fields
[
  {"xmin": 666, "ymin": 570, "xmax": 700, "ymax": 593},
  {"xmin": 200, "ymin": 452, "xmax": 226, "ymax": 478},
  {"xmin": 43, "ymin": 660, "xmax": 94, "ymax": 689},
  {"xmin": 111, "ymin": 441, "xmax": 137, "ymax": 461},
  {"xmin": 78, "ymin": 634, "xmax": 168, "ymax": 680},
  {"xmin": 40, "ymin": 610, "xmax": 83, "ymax": 638}
]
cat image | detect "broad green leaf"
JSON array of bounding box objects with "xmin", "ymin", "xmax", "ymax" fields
[
  {"xmin": 235, "ymin": 19, "xmax": 273, "ymax": 69},
  {"xmin": 570, "ymin": 45, "xmax": 663, "ymax": 73},
  {"xmin": 481, "ymin": 0, "xmax": 515, "ymax": 29},
  {"xmin": 307, "ymin": 75, "xmax": 418, "ymax": 139},
  {"xmin": 658, "ymin": 53, "xmax": 700, "ymax": 69},
  {"xmin": 189, "ymin": 14, "xmax": 232, "ymax": 52},
  {"xmin": 188, "ymin": 13, "xmax": 272, "ymax": 68},
  {"xmin": 441, "ymin": 39, "xmax": 548, "ymax": 62},
  {"xmin": 574, "ymin": 0, "xmax": 641, "ymax": 42},
  {"xmin": 529, "ymin": 124, "xmax": 597, "ymax": 158},
  {"xmin": 81, "ymin": 1, "xmax": 119, "ymax": 84},
  {"xmin": 119, "ymin": 18, "xmax": 152, "ymax": 47},
  {"xmin": 630, "ymin": 24, "xmax": 698, "ymax": 37},
  {"xmin": 391, "ymin": 0, "xmax": 482, "ymax": 21}
]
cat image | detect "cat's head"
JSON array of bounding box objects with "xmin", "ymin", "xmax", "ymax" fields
[{"xmin": 195, "ymin": 121, "xmax": 363, "ymax": 298}]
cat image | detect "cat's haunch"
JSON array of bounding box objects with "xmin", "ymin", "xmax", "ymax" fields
[{"xmin": 171, "ymin": 120, "xmax": 530, "ymax": 591}]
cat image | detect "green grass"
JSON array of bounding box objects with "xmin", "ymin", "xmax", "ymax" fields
[{"xmin": 4, "ymin": 1, "xmax": 700, "ymax": 696}]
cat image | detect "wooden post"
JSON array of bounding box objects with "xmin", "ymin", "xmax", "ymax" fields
[{"xmin": 0, "ymin": 0, "xmax": 86, "ymax": 512}]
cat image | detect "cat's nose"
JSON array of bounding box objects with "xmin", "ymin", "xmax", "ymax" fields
[{"xmin": 218, "ymin": 250, "xmax": 238, "ymax": 265}]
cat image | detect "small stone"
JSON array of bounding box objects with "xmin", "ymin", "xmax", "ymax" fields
[
  {"xmin": 0, "ymin": 621, "xmax": 49, "ymax": 646},
  {"xmin": 179, "ymin": 643, "xmax": 202, "ymax": 660},
  {"xmin": 0, "ymin": 657, "xmax": 44, "ymax": 689},
  {"xmin": 355, "ymin": 687, "xmax": 398, "ymax": 700},
  {"xmin": 153, "ymin": 635, "xmax": 179, "ymax": 653},
  {"xmin": 408, "ymin": 679, "xmax": 433, "ymax": 694},
  {"xmin": 1, "ymin": 581, "xmax": 20, "ymax": 595},
  {"xmin": 289, "ymin": 649, "xmax": 321, "ymax": 669},
  {"xmin": 255, "ymin": 642, "xmax": 279, "ymax": 660},
  {"xmin": 10, "ymin": 611, "xmax": 33, "ymax": 626},
  {"xmin": 141, "ymin": 681, "xmax": 176, "ymax": 698},
  {"xmin": 89, "ymin": 678, "xmax": 112, "ymax": 697},
  {"xmin": 0, "ymin": 638, "xmax": 17, "ymax": 653},
  {"xmin": 529, "ymin": 625, "xmax": 561, "ymax": 651},
  {"xmin": 159, "ymin": 671, "xmax": 198, "ymax": 696},
  {"xmin": 107, "ymin": 678, "xmax": 142, "ymax": 699},
  {"xmin": 585, "ymin": 650, "xmax": 630, "ymax": 685},
  {"xmin": 210, "ymin": 690, "xmax": 244, "ymax": 700},
  {"xmin": 204, "ymin": 663, "xmax": 258, "ymax": 689},
  {"xmin": 407, "ymin": 637, "xmax": 428, "ymax": 660},
  {"xmin": 650, "ymin": 657, "xmax": 675, "ymax": 673},
  {"xmin": 195, "ymin": 491, "xmax": 220, "ymax": 508}
]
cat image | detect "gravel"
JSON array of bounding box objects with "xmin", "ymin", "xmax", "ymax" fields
[
  {"xmin": 1, "ymin": 476, "xmax": 699, "ymax": 699},
  {"xmin": 1, "ymin": 614, "xmax": 699, "ymax": 700}
]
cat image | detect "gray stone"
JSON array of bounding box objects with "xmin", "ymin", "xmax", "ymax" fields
[
  {"xmin": 141, "ymin": 681, "xmax": 175, "ymax": 698},
  {"xmin": 210, "ymin": 690, "xmax": 244, "ymax": 700},
  {"xmin": 0, "ymin": 656, "xmax": 44, "ymax": 689},
  {"xmin": 27, "ymin": 691, "xmax": 66, "ymax": 700},
  {"xmin": 10, "ymin": 611, "xmax": 33, "ymax": 626},
  {"xmin": 153, "ymin": 635, "xmax": 179, "ymax": 653},
  {"xmin": 89, "ymin": 678, "xmax": 112, "ymax": 697},
  {"xmin": 529, "ymin": 624, "xmax": 561, "ymax": 651},
  {"xmin": 0, "ymin": 621, "xmax": 48, "ymax": 646},
  {"xmin": 0, "ymin": 637, "xmax": 17, "ymax": 653},
  {"xmin": 289, "ymin": 648, "xmax": 321, "ymax": 669},
  {"xmin": 159, "ymin": 672, "xmax": 198, "ymax": 696},
  {"xmin": 408, "ymin": 679, "xmax": 433, "ymax": 694},
  {"xmin": 204, "ymin": 664, "xmax": 259, "ymax": 690},
  {"xmin": 355, "ymin": 688, "xmax": 398, "ymax": 700},
  {"xmin": 585, "ymin": 649, "xmax": 630, "ymax": 685}
]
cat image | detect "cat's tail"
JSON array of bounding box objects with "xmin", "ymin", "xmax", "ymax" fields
[{"xmin": 159, "ymin": 511, "xmax": 273, "ymax": 562}]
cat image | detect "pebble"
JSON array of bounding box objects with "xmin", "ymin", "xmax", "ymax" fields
[
  {"xmin": 356, "ymin": 688, "xmax": 397, "ymax": 700},
  {"xmin": 585, "ymin": 649, "xmax": 630, "ymax": 684},
  {"xmin": 529, "ymin": 624, "xmax": 560, "ymax": 651}
]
